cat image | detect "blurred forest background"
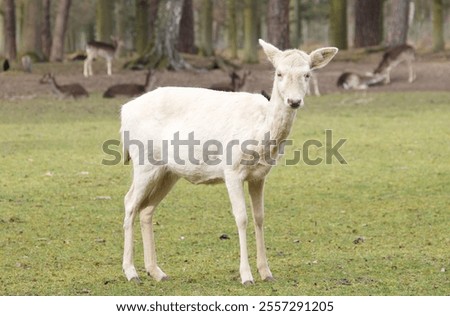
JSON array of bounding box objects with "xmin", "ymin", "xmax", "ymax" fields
[{"xmin": 0, "ymin": 0, "xmax": 449, "ymax": 69}]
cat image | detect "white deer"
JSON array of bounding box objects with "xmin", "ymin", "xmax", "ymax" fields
[
  {"xmin": 120, "ymin": 39, "xmax": 338, "ymax": 284},
  {"xmin": 83, "ymin": 37, "xmax": 122, "ymax": 77}
]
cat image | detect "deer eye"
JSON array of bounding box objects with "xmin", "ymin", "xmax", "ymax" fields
[
  {"xmin": 305, "ymin": 73, "xmax": 311, "ymax": 80},
  {"xmin": 277, "ymin": 72, "xmax": 283, "ymax": 78}
]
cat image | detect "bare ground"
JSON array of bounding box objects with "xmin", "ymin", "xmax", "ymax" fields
[{"xmin": 1, "ymin": 51, "xmax": 449, "ymax": 100}]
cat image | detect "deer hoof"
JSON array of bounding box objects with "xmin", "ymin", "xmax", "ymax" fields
[{"xmin": 130, "ymin": 276, "xmax": 141, "ymax": 284}]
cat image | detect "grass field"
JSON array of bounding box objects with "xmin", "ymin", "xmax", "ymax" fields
[{"xmin": 0, "ymin": 91, "xmax": 449, "ymax": 296}]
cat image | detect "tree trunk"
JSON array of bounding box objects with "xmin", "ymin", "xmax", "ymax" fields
[
  {"xmin": 136, "ymin": 0, "xmax": 187, "ymax": 70},
  {"xmin": 4, "ymin": 0, "xmax": 17, "ymax": 60},
  {"xmin": 289, "ymin": 0, "xmax": 301, "ymax": 48},
  {"xmin": 243, "ymin": 0, "xmax": 258, "ymax": 63},
  {"xmin": 22, "ymin": 0, "xmax": 42, "ymax": 57},
  {"xmin": 354, "ymin": 0, "xmax": 382, "ymax": 48},
  {"xmin": 115, "ymin": 0, "xmax": 127, "ymax": 57},
  {"xmin": 386, "ymin": 0, "xmax": 410, "ymax": 47},
  {"xmin": 227, "ymin": 0, "xmax": 238, "ymax": 59},
  {"xmin": 199, "ymin": 0, "xmax": 213, "ymax": 56},
  {"xmin": 267, "ymin": 0, "xmax": 290, "ymax": 50},
  {"xmin": 135, "ymin": 0, "xmax": 149, "ymax": 55},
  {"xmin": 177, "ymin": 0, "xmax": 195, "ymax": 53},
  {"xmin": 49, "ymin": 0, "xmax": 71, "ymax": 62},
  {"xmin": 432, "ymin": 0, "xmax": 444, "ymax": 52},
  {"xmin": 41, "ymin": 0, "xmax": 52, "ymax": 60},
  {"xmin": 148, "ymin": 0, "xmax": 159, "ymax": 42},
  {"xmin": 329, "ymin": 0, "xmax": 347, "ymax": 49},
  {"xmin": 96, "ymin": 0, "xmax": 114, "ymax": 42}
]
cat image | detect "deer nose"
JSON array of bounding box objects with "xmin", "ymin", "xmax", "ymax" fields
[{"xmin": 287, "ymin": 98, "xmax": 303, "ymax": 109}]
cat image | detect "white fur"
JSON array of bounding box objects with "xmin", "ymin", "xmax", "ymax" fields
[{"xmin": 120, "ymin": 39, "xmax": 338, "ymax": 284}]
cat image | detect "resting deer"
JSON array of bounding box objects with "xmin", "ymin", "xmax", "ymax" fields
[
  {"xmin": 209, "ymin": 70, "xmax": 250, "ymax": 92},
  {"xmin": 120, "ymin": 39, "xmax": 337, "ymax": 285},
  {"xmin": 40, "ymin": 73, "xmax": 89, "ymax": 99},
  {"xmin": 372, "ymin": 44, "xmax": 416, "ymax": 84},
  {"xmin": 103, "ymin": 70, "xmax": 156, "ymax": 98},
  {"xmin": 336, "ymin": 71, "xmax": 385, "ymax": 90},
  {"xmin": 83, "ymin": 36, "xmax": 122, "ymax": 77},
  {"xmin": 209, "ymin": 71, "xmax": 240, "ymax": 92}
]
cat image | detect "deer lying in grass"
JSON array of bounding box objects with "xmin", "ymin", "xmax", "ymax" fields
[
  {"xmin": 103, "ymin": 70, "xmax": 156, "ymax": 98},
  {"xmin": 336, "ymin": 71, "xmax": 385, "ymax": 90},
  {"xmin": 83, "ymin": 36, "xmax": 122, "ymax": 77},
  {"xmin": 120, "ymin": 39, "xmax": 337, "ymax": 284},
  {"xmin": 209, "ymin": 70, "xmax": 251, "ymax": 92},
  {"xmin": 40, "ymin": 73, "xmax": 89, "ymax": 99},
  {"xmin": 372, "ymin": 44, "xmax": 416, "ymax": 84},
  {"xmin": 209, "ymin": 71, "xmax": 240, "ymax": 92}
]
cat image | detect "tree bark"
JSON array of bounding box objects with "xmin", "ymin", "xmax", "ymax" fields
[
  {"xmin": 4, "ymin": 0, "xmax": 17, "ymax": 60},
  {"xmin": 227, "ymin": 0, "xmax": 238, "ymax": 58},
  {"xmin": 432, "ymin": 0, "xmax": 444, "ymax": 52},
  {"xmin": 354, "ymin": 0, "xmax": 382, "ymax": 48},
  {"xmin": 267, "ymin": 0, "xmax": 290, "ymax": 50},
  {"xmin": 289, "ymin": 0, "xmax": 301, "ymax": 48},
  {"xmin": 329, "ymin": 0, "xmax": 347, "ymax": 49},
  {"xmin": 41, "ymin": 0, "xmax": 52, "ymax": 60},
  {"xmin": 22, "ymin": 0, "xmax": 42, "ymax": 56},
  {"xmin": 96, "ymin": 0, "xmax": 114, "ymax": 42},
  {"xmin": 243, "ymin": 0, "xmax": 258, "ymax": 63},
  {"xmin": 115, "ymin": 0, "xmax": 127, "ymax": 57},
  {"xmin": 177, "ymin": 0, "xmax": 195, "ymax": 53},
  {"xmin": 135, "ymin": 0, "xmax": 149, "ymax": 55},
  {"xmin": 386, "ymin": 0, "xmax": 410, "ymax": 47},
  {"xmin": 148, "ymin": 0, "xmax": 159, "ymax": 42},
  {"xmin": 49, "ymin": 0, "xmax": 71, "ymax": 62},
  {"xmin": 199, "ymin": 0, "xmax": 213, "ymax": 56},
  {"xmin": 136, "ymin": 0, "xmax": 187, "ymax": 70}
]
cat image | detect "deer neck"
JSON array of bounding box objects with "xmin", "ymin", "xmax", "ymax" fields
[
  {"xmin": 49, "ymin": 77, "xmax": 63, "ymax": 95},
  {"xmin": 266, "ymin": 82, "xmax": 298, "ymax": 146}
]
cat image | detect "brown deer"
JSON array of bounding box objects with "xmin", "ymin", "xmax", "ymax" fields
[
  {"xmin": 209, "ymin": 70, "xmax": 251, "ymax": 92},
  {"xmin": 83, "ymin": 36, "xmax": 123, "ymax": 77},
  {"xmin": 40, "ymin": 73, "xmax": 89, "ymax": 99},
  {"xmin": 103, "ymin": 70, "xmax": 156, "ymax": 98},
  {"xmin": 373, "ymin": 44, "xmax": 416, "ymax": 84},
  {"xmin": 209, "ymin": 71, "xmax": 240, "ymax": 92}
]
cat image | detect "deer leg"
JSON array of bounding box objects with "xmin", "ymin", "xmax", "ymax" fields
[
  {"xmin": 384, "ymin": 70, "xmax": 391, "ymax": 84},
  {"xmin": 139, "ymin": 173, "xmax": 178, "ymax": 281},
  {"xmin": 248, "ymin": 179, "xmax": 274, "ymax": 281},
  {"xmin": 312, "ymin": 74, "xmax": 320, "ymax": 96},
  {"xmin": 407, "ymin": 60, "xmax": 415, "ymax": 83},
  {"xmin": 122, "ymin": 184, "xmax": 140, "ymax": 282},
  {"xmin": 122, "ymin": 166, "xmax": 161, "ymax": 282},
  {"xmin": 107, "ymin": 58, "xmax": 112, "ymax": 76},
  {"xmin": 225, "ymin": 174, "xmax": 253, "ymax": 285},
  {"xmin": 83, "ymin": 59, "xmax": 89, "ymax": 77}
]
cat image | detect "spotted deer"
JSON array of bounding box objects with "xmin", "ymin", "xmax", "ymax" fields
[
  {"xmin": 103, "ymin": 70, "xmax": 156, "ymax": 98},
  {"xmin": 373, "ymin": 44, "xmax": 416, "ymax": 84},
  {"xmin": 83, "ymin": 36, "xmax": 123, "ymax": 77}
]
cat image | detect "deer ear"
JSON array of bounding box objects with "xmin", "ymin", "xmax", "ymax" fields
[
  {"xmin": 309, "ymin": 47, "xmax": 338, "ymax": 70},
  {"xmin": 259, "ymin": 39, "xmax": 281, "ymax": 66}
]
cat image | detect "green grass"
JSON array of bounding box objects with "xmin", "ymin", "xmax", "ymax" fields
[{"xmin": 0, "ymin": 92, "xmax": 449, "ymax": 296}]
